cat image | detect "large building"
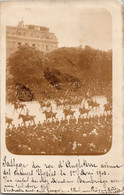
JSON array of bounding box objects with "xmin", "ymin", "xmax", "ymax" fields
[{"xmin": 6, "ymin": 20, "xmax": 58, "ymax": 58}]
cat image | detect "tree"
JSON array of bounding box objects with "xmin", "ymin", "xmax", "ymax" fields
[
  {"xmin": 7, "ymin": 45, "xmax": 44, "ymax": 102},
  {"xmin": 6, "ymin": 45, "xmax": 112, "ymax": 103}
]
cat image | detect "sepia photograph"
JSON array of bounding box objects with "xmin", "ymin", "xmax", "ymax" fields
[
  {"xmin": 5, "ymin": 3, "xmax": 112, "ymax": 155},
  {"xmin": 1, "ymin": 0, "xmax": 124, "ymax": 194}
]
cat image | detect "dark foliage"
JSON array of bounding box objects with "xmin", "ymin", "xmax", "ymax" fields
[{"xmin": 6, "ymin": 45, "xmax": 112, "ymax": 103}]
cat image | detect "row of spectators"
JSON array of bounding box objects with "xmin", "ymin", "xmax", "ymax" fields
[{"xmin": 6, "ymin": 113, "xmax": 112, "ymax": 155}]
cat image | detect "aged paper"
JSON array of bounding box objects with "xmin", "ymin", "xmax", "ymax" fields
[{"xmin": 0, "ymin": 0, "xmax": 124, "ymax": 194}]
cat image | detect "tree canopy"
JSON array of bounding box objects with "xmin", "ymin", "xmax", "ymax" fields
[
  {"xmin": 6, "ymin": 45, "xmax": 112, "ymax": 103},
  {"xmin": 7, "ymin": 45, "xmax": 44, "ymax": 89}
]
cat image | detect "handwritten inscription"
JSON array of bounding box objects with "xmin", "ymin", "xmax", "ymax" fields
[{"xmin": 2, "ymin": 156, "xmax": 124, "ymax": 194}]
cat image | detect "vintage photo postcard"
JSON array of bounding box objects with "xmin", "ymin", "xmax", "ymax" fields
[{"xmin": 0, "ymin": 0, "xmax": 124, "ymax": 194}]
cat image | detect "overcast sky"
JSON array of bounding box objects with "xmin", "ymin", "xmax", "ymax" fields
[{"xmin": 6, "ymin": 2, "xmax": 112, "ymax": 51}]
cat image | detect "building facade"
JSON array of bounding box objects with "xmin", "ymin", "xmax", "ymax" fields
[{"xmin": 6, "ymin": 20, "xmax": 58, "ymax": 58}]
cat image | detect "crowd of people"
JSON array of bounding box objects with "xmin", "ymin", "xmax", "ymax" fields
[{"xmin": 6, "ymin": 113, "xmax": 112, "ymax": 155}]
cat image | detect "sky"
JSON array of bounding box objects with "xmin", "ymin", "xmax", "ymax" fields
[{"xmin": 6, "ymin": 2, "xmax": 112, "ymax": 51}]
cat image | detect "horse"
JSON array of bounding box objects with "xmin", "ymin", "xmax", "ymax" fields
[
  {"xmin": 13, "ymin": 102, "xmax": 20, "ymax": 113},
  {"xmin": 63, "ymin": 109, "xmax": 75, "ymax": 119},
  {"xmin": 87, "ymin": 99, "xmax": 100, "ymax": 109},
  {"xmin": 18, "ymin": 114, "xmax": 35, "ymax": 125},
  {"xmin": 13, "ymin": 102, "xmax": 26, "ymax": 113},
  {"xmin": 79, "ymin": 107, "xmax": 90, "ymax": 115},
  {"xmin": 42, "ymin": 110, "xmax": 52, "ymax": 121},
  {"xmin": 18, "ymin": 103, "xmax": 26, "ymax": 112},
  {"xmin": 39, "ymin": 102, "xmax": 46, "ymax": 111},
  {"xmin": 50, "ymin": 111, "xmax": 57, "ymax": 120},
  {"xmin": 104, "ymin": 103, "xmax": 112, "ymax": 113},
  {"xmin": 6, "ymin": 116, "xmax": 13, "ymax": 127}
]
